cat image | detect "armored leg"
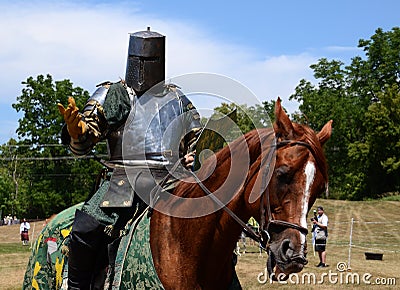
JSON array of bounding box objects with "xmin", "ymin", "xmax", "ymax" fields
[{"xmin": 68, "ymin": 209, "xmax": 108, "ymax": 290}]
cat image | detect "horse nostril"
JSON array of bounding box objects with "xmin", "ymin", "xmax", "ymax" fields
[
  {"xmin": 280, "ymin": 239, "xmax": 308, "ymax": 265},
  {"xmin": 295, "ymin": 255, "xmax": 308, "ymax": 265},
  {"xmin": 281, "ymin": 239, "xmax": 292, "ymax": 257}
]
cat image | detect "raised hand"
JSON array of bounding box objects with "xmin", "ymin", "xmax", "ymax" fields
[{"xmin": 57, "ymin": 97, "xmax": 87, "ymax": 139}]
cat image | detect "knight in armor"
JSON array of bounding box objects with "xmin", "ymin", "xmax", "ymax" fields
[{"xmin": 58, "ymin": 28, "xmax": 202, "ymax": 289}]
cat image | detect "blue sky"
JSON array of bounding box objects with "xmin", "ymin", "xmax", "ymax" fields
[{"xmin": 1, "ymin": 0, "xmax": 399, "ymax": 144}]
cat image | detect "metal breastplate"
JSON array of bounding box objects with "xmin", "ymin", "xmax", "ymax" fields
[{"xmin": 107, "ymin": 89, "xmax": 186, "ymax": 165}]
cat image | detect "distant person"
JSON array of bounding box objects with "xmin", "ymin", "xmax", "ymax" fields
[
  {"xmin": 312, "ymin": 206, "xmax": 328, "ymax": 267},
  {"xmin": 247, "ymin": 216, "xmax": 259, "ymax": 233},
  {"xmin": 7, "ymin": 214, "xmax": 12, "ymax": 225},
  {"xmin": 236, "ymin": 217, "xmax": 259, "ymax": 255},
  {"xmin": 20, "ymin": 218, "xmax": 31, "ymax": 246}
]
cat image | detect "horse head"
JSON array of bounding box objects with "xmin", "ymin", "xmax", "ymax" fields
[{"xmin": 262, "ymin": 98, "xmax": 332, "ymax": 278}]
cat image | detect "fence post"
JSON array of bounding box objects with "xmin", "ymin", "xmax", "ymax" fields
[
  {"xmin": 347, "ymin": 217, "xmax": 354, "ymax": 271},
  {"xmin": 30, "ymin": 221, "xmax": 36, "ymax": 249}
]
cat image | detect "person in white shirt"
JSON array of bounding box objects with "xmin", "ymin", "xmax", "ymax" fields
[
  {"xmin": 312, "ymin": 206, "xmax": 328, "ymax": 267},
  {"xmin": 20, "ymin": 218, "xmax": 30, "ymax": 246}
]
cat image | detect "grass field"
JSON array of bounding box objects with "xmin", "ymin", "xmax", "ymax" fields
[{"xmin": 1, "ymin": 199, "xmax": 399, "ymax": 289}]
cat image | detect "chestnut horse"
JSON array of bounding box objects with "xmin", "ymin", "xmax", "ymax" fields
[
  {"xmin": 23, "ymin": 99, "xmax": 332, "ymax": 289},
  {"xmin": 149, "ymin": 98, "xmax": 332, "ymax": 289}
]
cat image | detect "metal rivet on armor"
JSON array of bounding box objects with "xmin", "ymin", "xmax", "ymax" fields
[
  {"xmin": 162, "ymin": 150, "xmax": 173, "ymax": 157},
  {"xmin": 102, "ymin": 201, "xmax": 109, "ymax": 207},
  {"xmin": 123, "ymin": 201, "xmax": 130, "ymax": 206},
  {"xmin": 118, "ymin": 180, "xmax": 125, "ymax": 186}
]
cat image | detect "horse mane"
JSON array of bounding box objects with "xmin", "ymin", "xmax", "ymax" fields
[
  {"xmin": 174, "ymin": 128, "xmax": 274, "ymax": 199},
  {"xmin": 174, "ymin": 122, "xmax": 328, "ymax": 199}
]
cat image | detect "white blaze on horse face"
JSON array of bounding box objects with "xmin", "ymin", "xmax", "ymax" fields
[{"xmin": 300, "ymin": 161, "xmax": 316, "ymax": 244}]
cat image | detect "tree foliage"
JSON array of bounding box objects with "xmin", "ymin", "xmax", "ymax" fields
[
  {"xmin": 291, "ymin": 27, "xmax": 400, "ymax": 199},
  {"xmin": 213, "ymin": 102, "xmax": 275, "ymax": 134},
  {"xmin": 0, "ymin": 75, "xmax": 103, "ymax": 218}
]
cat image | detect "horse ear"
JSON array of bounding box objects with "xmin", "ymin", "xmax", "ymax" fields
[
  {"xmin": 317, "ymin": 120, "xmax": 333, "ymax": 146},
  {"xmin": 273, "ymin": 97, "xmax": 294, "ymax": 139}
]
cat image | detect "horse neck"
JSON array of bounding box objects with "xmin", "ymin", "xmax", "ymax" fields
[
  {"xmin": 208, "ymin": 129, "xmax": 273, "ymax": 243},
  {"xmin": 155, "ymin": 128, "xmax": 271, "ymax": 239}
]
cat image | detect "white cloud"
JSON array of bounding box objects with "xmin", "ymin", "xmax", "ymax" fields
[
  {"xmin": 325, "ymin": 45, "xmax": 362, "ymax": 52},
  {"xmin": 0, "ymin": 1, "xmax": 317, "ymax": 143},
  {"xmin": 233, "ymin": 54, "xmax": 317, "ymax": 112}
]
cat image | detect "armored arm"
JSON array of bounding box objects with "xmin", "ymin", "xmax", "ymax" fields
[
  {"xmin": 61, "ymin": 84, "xmax": 110, "ymax": 155},
  {"xmin": 179, "ymin": 94, "xmax": 202, "ymax": 157},
  {"xmin": 61, "ymin": 82, "xmax": 132, "ymax": 156}
]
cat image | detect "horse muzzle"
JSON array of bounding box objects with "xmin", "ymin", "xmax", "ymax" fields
[{"xmin": 269, "ymin": 238, "xmax": 308, "ymax": 277}]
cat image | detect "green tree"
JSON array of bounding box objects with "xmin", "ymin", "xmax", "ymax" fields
[
  {"xmin": 291, "ymin": 27, "xmax": 400, "ymax": 199},
  {"xmin": 0, "ymin": 74, "xmax": 104, "ymax": 218},
  {"xmin": 290, "ymin": 59, "xmax": 356, "ymax": 198},
  {"xmin": 214, "ymin": 102, "xmax": 273, "ymax": 135},
  {"xmin": 348, "ymin": 84, "xmax": 400, "ymax": 196},
  {"xmin": 0, "ymin": 139, "xmax": 29, "ymax": 217},
  {"xmin": 261, "ymin": 99, "xmax": 277, "ymax": 123}
]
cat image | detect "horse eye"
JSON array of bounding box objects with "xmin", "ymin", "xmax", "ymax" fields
[
  {"xmin": 276, "ymin": 165, "xmax": 293, "ymax": 183},
  {"xmin": 276, "ymin": 165, "xmax": 289, "ymax": 176}
]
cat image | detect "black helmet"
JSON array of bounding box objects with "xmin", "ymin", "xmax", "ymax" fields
[{"xmin": 125, "ymin": 27, "xmax": 165, "ymax": 96}]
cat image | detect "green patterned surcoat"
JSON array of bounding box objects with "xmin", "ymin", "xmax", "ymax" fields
[{"xmin": 23, "ymin": 203, "xmax": 164, "ymax": 290}]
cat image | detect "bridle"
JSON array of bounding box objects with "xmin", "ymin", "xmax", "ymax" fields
[
  {"xmin": 188, "ymin": 138, "xmax": 322, "ymax": 250},
  {"xmin": 258, "ymin": 140, "xmax": 313, "ymax": 248},
  {"xmin": 148, "ymin": 135, "xmax": 322, "ymax": 251}
]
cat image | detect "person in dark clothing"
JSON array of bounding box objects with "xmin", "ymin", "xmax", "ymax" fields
[{"xmin": 312, "ymin": 206, "xmax": 328, "ymax": 267}]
